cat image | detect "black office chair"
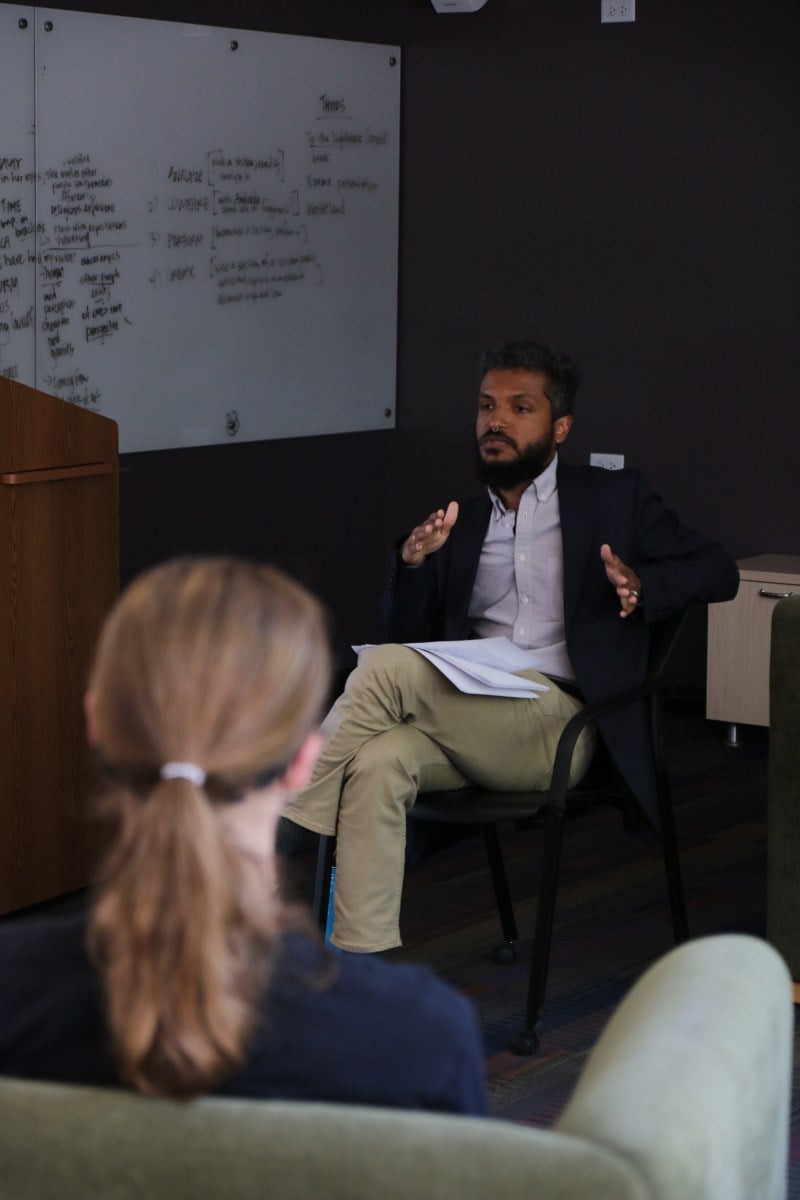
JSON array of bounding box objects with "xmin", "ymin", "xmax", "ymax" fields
[{"xmin": 313, "ymin": 609, "xmax": 690, "ymax": 1055}]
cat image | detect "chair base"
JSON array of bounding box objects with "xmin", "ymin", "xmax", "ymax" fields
[
  {"xmin": 493, "ymin": 942, "xmax": 517, "ymax": 965},
  {"xmin": 510, "ymin": 1029, "xmax": 540, "ymax": 1056}
]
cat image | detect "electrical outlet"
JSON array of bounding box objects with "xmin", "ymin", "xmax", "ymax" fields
[
  {"xmin": 601, "ymin": 0, "xmax": 635, "ymax": 22},
  {"xmin": 590, "ymin": 453, "xmax": 625, "ymax": 470}
]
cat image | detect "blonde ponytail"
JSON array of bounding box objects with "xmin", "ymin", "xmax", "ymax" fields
[{"xmin": 86, "ymin": 559, "xmax": 330, "ymax": 1097}]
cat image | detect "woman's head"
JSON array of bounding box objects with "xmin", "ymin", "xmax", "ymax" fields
[
  {"xmin": 86, "ymin": 558, "xmax": 331, "ymax": 1099},
  {"xmin": 87, "ymin": 557, "xmax": 330, "ymax": 799}
]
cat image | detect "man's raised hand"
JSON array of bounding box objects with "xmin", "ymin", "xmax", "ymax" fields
[
  {"xmin": 600, "ymin": 543, "xmax": 642, "ymax": 618},
  {"xmin": 401, "ymin": 501, "xmax": 460, "ymax": 565}
]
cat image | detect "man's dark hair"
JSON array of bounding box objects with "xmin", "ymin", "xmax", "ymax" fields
[{"xmin": 478, "ymin": 339, "xmax": 581, "ymax": 420}]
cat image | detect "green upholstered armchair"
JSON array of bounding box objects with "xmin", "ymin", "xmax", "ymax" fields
[
  {"xmin": 768, "ymin": 594, "xmax": 800, "ymax": 998},
  {"xmin": 0, "ymin": 934, "xmax": 792, "ymax": 1200}
]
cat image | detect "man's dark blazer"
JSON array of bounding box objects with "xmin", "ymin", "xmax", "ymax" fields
[{"xmin": 380, "ymin": 461, "xmax": 739, "ymax": 825}]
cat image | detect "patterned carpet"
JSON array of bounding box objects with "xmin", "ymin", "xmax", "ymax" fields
[{"xmin": 341, "ymin": 700, "xmax": 797, "ymax": 1194}]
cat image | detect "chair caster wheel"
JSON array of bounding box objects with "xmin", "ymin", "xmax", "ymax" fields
[
  {"xmin": 510, "ymin": 1030, "xmax": 539, "ymax": 1056},
  {"xmin": 493, "ymin": 943, "xmax": 517, "ymax": 965}
]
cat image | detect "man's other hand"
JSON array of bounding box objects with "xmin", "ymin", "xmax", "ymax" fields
[
  {"xmin": 600, "ymin": 543, "xmax": 642, "ymax": 618},
  {"xmin": 401, "ymin": 501, "xmax": 460, "ymax": 565}
]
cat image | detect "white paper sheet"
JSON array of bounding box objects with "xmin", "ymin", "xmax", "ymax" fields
[{"xmin": 352, "ymin": 638, "xmax": 550, "ymax": 699}]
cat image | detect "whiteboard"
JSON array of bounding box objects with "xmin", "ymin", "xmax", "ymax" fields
[
  {"xmin": 0, "ymin": 5, "xmax": 36, "ymax": 387},
  {"xmin": 0, "ymin": 6, "xmax": 400, "ymax": 451}
]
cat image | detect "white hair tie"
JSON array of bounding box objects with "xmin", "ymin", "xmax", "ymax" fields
[{"xmin": 159, "ymin": 761, "xmax": 207, "ymax": 786}]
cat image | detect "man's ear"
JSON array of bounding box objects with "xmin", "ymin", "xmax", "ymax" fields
[
  {"xmin": 282, "ymin": 730, "xmax": 323, "ymax": 792},
  {"xmin": 554, "ymin": 415, "xmax": 573, "ymax": 445},
  {"xmin": 83, "ymin": 691, "xmax": 100, "ymax": 748}
]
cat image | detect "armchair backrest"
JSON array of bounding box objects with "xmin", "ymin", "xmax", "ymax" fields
[
  {"xmin": 768, "ymin": 594, "xmax": 800, "ymax": 980},
  {"xmin": 0, "ymin": 934, "xmax": 791, "ymax": 1200}
]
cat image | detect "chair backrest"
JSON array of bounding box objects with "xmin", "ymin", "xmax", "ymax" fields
[
  {"xmin": 645, "ymin": 606, "xmax": 689, "ymax": 680},
  {"xmin": 0, "ymin": 934, "xmax": 791, "ymax": 1200}
]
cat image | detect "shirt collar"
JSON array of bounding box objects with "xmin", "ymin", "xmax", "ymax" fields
[{"xmin": 487, "ymin": 453, "xmax": 559, "ymax": 517}]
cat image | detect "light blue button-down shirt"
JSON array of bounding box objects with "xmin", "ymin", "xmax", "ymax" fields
[{"xmin": 467, "ymin": 454, "xmax": 575, "ymax": 682}]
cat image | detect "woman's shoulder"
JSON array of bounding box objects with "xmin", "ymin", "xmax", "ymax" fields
[
  {"xmin": 0, "ymin": 905, "xmax": 90, "ymax": 966},
  {"xmin": 236, "ymin": 933, "xmax": 487, "ymax": 1115},
  {"xmin": 0, "ymin": 904, "xmax": 114, "ymax": 1087},
  {"xmin": 277, "ymin": 932, "xmax": 475, "ymax": 1027},
  {"xmin": 0, "ymin": 906, "xmax": 95, "ymax": 1019}
]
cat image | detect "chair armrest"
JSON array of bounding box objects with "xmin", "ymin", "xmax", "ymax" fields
[
  {"xmin": 548, "ymin": 674, "xmax": 667, "ymax": 800},
  {"xmin": 557, "ymin": 933, "xmax": 793, "ymax": 1200}
]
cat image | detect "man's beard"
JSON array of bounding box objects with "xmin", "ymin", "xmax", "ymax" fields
[{"xmin": 474, "ymin": 430, "xmax": 556, "ymax": 491}]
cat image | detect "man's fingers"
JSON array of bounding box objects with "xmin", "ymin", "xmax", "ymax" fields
[
  {"xmin": 601, "ymin": 547, "xmax": 625, "ymax": 584},
  {"xmin": 404, "ymin": 503, "xmax": 458, "ymax": 563},
  {"xmin": 443, "ymin": 500, "xmax": 459, "ymax": 528},
  {"xmin": 417, "ymin": 503, "xmax": 459, "ymax": 541},
  {"xmin": 601, "ymin": 542, "xmax": 634, "ymax": 586},
  {"xmin": 600, "ymin": 541, "xmax": 641, "ymax": 614}
]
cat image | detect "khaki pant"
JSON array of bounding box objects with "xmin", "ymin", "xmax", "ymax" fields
[{"xmin": 284, "ymin": 644, "xmax": 595, "ymax": 952}]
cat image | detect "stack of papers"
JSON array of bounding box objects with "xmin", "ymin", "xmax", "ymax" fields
[{"xmin": 352, "ymin": 638, "xmax": 550, "ymax": 699}]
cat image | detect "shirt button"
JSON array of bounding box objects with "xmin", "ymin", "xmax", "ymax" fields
[
  {"xmin": 519, "ymin": 627, "xmax": 526, "ymax": 636},
  {"xmin": 519, "ymin": 553, "xmax": 526, "ymax": 562},
  {"xmin": 520, "ymin": 595, "xmax": 529, "ymax": 604}
]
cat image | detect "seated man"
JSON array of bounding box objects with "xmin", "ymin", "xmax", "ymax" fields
[{"xmin": 284, "ymin": 338, "xmax": 739, "ymax": 953}]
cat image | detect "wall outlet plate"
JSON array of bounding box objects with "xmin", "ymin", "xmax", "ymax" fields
[
  {"xmin": 590, "ymin": 453, "xmax": 625, "ymax": 470},
  {"xmin": 601, "ymin": 0, "xmax": 635, "ymax": 22}
]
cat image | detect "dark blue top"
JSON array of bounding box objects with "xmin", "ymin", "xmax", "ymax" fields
[{"xmin": 0, "ymin": 908, "xmax": 487, "ymax": 1116}]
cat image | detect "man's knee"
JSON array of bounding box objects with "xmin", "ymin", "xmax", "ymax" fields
[
  {"xmin": 345, "ymin": 724, "xmax": 427, "ymax": 787},
  {"xmin": 349, "ymin": 643, "xmax": 428, "ymax": 689},
  {"xmin": 343, "ymin": 725, "xmax": 457, "ymax": 817}
]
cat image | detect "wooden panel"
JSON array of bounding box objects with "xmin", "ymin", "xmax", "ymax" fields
[
  {"xmin": 0, "ymin": 376, "xmax": 117, "ymax": 474},
  {"xmin": 0, "ymin": 463, "xmax": 112, "ymax": 485},
  {"xmin": 0, "ymin": 377, "xmax": 118, "ymax": 913}
]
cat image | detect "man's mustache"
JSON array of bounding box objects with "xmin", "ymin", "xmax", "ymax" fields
[{"xmin": 480, "ymin": 432, "xmax": 517, "ymax": 449}]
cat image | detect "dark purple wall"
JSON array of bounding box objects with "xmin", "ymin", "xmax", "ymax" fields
[{"xmin": 48, "ymin": 0, "xmax": 800, "ymax": 663}]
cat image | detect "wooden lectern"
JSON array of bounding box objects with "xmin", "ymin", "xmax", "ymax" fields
[{"xmin": 0, "ymin": 377, "xmax": 119, "ymax": 914}]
